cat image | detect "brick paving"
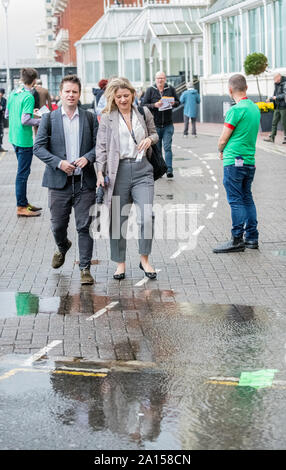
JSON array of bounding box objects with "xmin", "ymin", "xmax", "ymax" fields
[{"xmin": 0, "ymin": 123, "xmax": 286, "ymax": 361}]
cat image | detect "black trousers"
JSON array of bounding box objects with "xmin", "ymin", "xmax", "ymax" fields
[{"xmin": 48, "ymin": 177, "xmax": 96, "ymax": 269}]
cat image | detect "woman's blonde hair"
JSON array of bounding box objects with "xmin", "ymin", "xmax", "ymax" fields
[{"xmin": 102, "ymin": 77, "xmax": 136, "ymax": 114}]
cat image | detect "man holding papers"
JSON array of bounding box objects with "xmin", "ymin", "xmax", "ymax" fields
[{"xmin": 142, "ymin": 71, "xmax": 179, "ymax": 178}]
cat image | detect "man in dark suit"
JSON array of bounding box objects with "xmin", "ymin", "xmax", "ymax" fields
[{"xmin": 34, "ymin": 75, "xmax": 98, "ymax": 285}]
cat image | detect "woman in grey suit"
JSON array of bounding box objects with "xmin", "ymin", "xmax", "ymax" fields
[{"xmin": 96, "ymin": 77, "xmax": 159, "ymax": 280}]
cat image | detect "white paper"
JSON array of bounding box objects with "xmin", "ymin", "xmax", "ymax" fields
[
  {"xmin": 37, "ymin": 105, "xmax": 50, "ymax": 116},
  {"xmin": 159, "ymin": 96, "xmax": 175, "ymax": 111}
]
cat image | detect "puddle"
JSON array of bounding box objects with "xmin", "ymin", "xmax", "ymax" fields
[
  {"xmin": 272, "ymin": 250, "xmax": 286, "ymax": 257},
  {"xmin": 155, "ymin": 193, "xmax": 174, "ymax": 200},
  {"xmin": 0, "ymin": 289, "xmax": 176, "ymax": 318},
  {"xmin": 75, "ymin": 259, "xmax": 100, "ymax": 265},
  {"xmin": 2, "ymin": 302, "xmax": 286, "ymax": 449}
]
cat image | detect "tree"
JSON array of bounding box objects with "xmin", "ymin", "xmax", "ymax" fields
[{"xmin": 244, "ymin": 53, "xmax": 268, "ymax": 101}]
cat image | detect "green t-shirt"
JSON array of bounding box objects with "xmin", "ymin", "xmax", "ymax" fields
[
  {"xmin": 223, "ymin": 98, "xmax": 260, "ymax": 167},
  {"xmin": 7, "ymin": 88, "xmax": 35, "ymax": 147}
]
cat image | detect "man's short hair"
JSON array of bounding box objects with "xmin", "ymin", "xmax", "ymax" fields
[
  {"xmin": 274, "ymin": 71, "xmax": 282, "ymax": 79},
  {"xmin": 60, "ymin": 74, "xmax": 81, "ymax": 93},
  {"xmin": 228, "ymin": 74, "xmax": 247, "ymax": 92},
  {"xmin": 21, "ymin": 68, "xmax": 38, "ymax": 86}
]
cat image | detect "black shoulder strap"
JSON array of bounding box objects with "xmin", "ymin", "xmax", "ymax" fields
[{"xmin": 137, "ymin": 105, "xmax": 146, "ymax": 120}]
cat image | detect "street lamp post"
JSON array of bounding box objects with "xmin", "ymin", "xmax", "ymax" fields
[{"xmin": 2, "ymin": 0, "xmax": 10, "ymax": 94}]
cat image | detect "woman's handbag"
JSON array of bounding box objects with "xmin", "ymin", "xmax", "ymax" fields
[{"xmin": 138, "ymin": 106, "xmax": 167, "ymax": 181}]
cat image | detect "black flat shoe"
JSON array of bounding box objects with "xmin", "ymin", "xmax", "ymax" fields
[
  {"xmin": 113, "ymin": 272, "xmax": 125, "ymax": 280},
  {"xmin": 139, "ymin": 262, "xmax": 157, "ymax": 280}
]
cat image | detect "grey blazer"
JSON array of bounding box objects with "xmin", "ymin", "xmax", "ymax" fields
[
  {"xmin": 33, "ymin": 106, "xmax": 98, "ymax": 190},
  {"xmin": 96, "ymin": 105, "xmax": 158, "ymax": 211}
]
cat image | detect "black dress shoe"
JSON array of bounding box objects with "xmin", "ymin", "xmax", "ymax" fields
[
  {"xmin": 139, "ymin": 262, "xmax": 157, "ymax": 279},
  {"xmin": 166, "ymin": 170, "xmax": 173, "ymax": 178},
  {"xmin": 113, "ymin": 272, "xmax": 125, "ymax": 280},
  {"xmin": 244, "ymin": 239, "xmax": 259, "ymax": 249},
  {"xmin": 213, "ymin": 237, "xmax": 245, "ymax": 253}
]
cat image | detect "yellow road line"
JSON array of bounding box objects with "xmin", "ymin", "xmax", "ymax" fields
[
  {"xmin": 52, "ymin": 370, "xmax": 107, "ymax": 378},
  {"xmin": 0, "ymin": 367, "xmax": 107, "ymax": 381},
  {"xmin": 206, "ymin": 380, "xmax": 238, "ymax": 387},
  {"xmin": 0, "ymin": 369, "xmax": 19, "ymax": 381}
]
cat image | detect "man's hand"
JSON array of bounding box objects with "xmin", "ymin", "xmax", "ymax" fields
[
  {"xmin": 60, "ymin": 160, "xmax": 76, "ymax": 175},
  {"xmin": 273, "ymin": 96, "xmax": 276, "ymax": 100},
  {"xmin": 219, "ymin": 152, "xmax": 223, "ymax": 160},
  {"xmin": 154, "ymin": 101, "xmax": 163, "ymax": 109},
  {"xmin": 33, "ymin": 108, "xmax": 41, "ymax": 119},
  {"xmin": 74, "ymin": 157, "xmax": 88, "ymax": 169}
]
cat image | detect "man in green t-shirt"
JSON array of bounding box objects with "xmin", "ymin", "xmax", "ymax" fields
[
  {"xmin": 213, "ymin": 74, "xmax": 261, "ymax": 253},
  {"xmin": 6, "ymin": 68, "xmax": 42, "ymax": 217}
]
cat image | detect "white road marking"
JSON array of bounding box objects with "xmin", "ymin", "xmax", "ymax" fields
[
  {"xmin": 86, "ymin": 301, "xmax": 119, "ymax": 321},
  {"xmin": 212, "ymin": 201, "xmax": 218, "ymax": 208},
  {"xmin": 211, "ymin": 176, "xmax": 217, "ymax": 182},
  {"xmin": 203, "ymin": 153, "xmax": 219, "ymax": 160},
  {"xmin": 192, "ymin": 225, "xmax": 205, "ymax": 236},
  {"xmin": 170, "ymin": 245, "xmax": 188, "ymax": 259},
  {"xmin": 23, "ymin": 340, "xmax": 63, "ymax": 366},
  {"xmin": 207, "ymin": 212, "xmax": 214, "ymax": 219}
]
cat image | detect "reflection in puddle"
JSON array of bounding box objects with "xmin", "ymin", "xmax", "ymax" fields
[
  {"xmin": 2, "ymin": 302, "xmax": 286, "ymax": 449},
  {"xmin": 272, "ymin": 250, "xmax": 286, "ymax": 258},
  {"xmin": 156, "ymin": 193, "xmax": 174, "ymax": 200},
  {"xmin": 0, "ymin": 289, "xmax": 176, "ymax": 318}
]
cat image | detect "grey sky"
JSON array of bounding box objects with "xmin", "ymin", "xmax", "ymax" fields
[{"xmin": 0, "ymin": 0, "xmax": 46, "ymax": 67}]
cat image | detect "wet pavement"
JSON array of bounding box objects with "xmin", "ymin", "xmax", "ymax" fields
[
  {"xmin": 1, "ymin": 126, "xmax": 286, "ymax": 449},
  {"xmin": 1, "ymin": 302, "xmax": 286, "ymax": 450}
]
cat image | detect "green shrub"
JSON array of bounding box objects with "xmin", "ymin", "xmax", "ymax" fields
[{"xmin": 244, "ymin": 53, "xmax": 268, "ymax": 101}]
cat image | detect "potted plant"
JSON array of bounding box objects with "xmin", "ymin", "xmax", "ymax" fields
[{"xmin": 244, "ymin": 53, "xmax": 273, "ymax": 131}]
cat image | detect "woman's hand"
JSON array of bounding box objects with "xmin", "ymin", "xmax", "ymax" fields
[
  {"xmin": 137, "ymin": 137, "xmax": 152, "ymax": 152},
  {"xmin": 97, "ymin": 172, "xmax": 105, "ymax": 188}
]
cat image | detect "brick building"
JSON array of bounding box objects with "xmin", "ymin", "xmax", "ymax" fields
[{"xmin": 52, "ymin": 0, "xmax": 136, "ymax": 66}]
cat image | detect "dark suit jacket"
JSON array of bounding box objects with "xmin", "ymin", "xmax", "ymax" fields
[{"xmin": 33, "ymin": 106, "xmax": 98, "ymax": 190}]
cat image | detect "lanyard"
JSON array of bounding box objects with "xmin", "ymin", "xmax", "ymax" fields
[{"xmin": 119, "ymin": 109, "xmax": 138, "ymax": 145}]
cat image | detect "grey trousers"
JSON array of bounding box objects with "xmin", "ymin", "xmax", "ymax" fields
[
  {"xmin": 48, "ymin": 177, "xmax": 96, "ymax": 269},
  {"xmin": 110, "ymin": 157, "xmax": 154, "ymax": 263},
  {"xmin": 184, "ymin": 115, "xmax": 197, "ymax": 135}
]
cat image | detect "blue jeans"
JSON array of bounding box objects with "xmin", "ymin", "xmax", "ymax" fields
[
  {"xmin": 13, "ymin": 145, "xmax": 33, "ymax": 207},
  {"xmin": 156, "ymin": 124, "xmax": 174, "ymax": 172},
  {"xmin": 223, "ymin": 164, "xmax": 258, "ymax": 241}
]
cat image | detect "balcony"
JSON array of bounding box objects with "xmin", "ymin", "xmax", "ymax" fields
[
  {"xmin": 54, "ymin": 28, "xmax": 69, "ymax": 52},
  {"xmin": 53, "ymin": 0, "xmax": 68, "ymax": 14}
]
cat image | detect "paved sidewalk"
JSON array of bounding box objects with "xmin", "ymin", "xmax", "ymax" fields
[{"xmin": 0, "ymin": 123, "xmax": 286, "ymax": 361}]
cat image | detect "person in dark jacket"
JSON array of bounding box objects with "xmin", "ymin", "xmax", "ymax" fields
[
  {"xmin": 264, "ymin": 72, "xmax": 286, "ymax": 144},
  {"xmin": 142, "ymin": 71, "xmax": 179, "ymax": 178},
  {"xmin": 0, "ymin": 88, "xmax": 7, "ymax": 152},
  {"xmin": 92, "ymin": 79, "xmax": 108, "ymax": 116}
]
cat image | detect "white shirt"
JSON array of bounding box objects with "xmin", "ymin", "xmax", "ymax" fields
[
  {"xmin": 61, "ymin": 106, "xmax": 81, "ymax": 175},
  {"xmin": 119, "ymin": 111, "xmax": 146, "ymax": 160}
]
